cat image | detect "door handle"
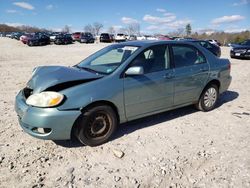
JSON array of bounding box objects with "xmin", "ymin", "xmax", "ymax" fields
[{"xmin": 164, "ymin": 73, "xmax": 174, "ymax": 79}]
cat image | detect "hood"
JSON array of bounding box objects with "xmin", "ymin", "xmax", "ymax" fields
[
  {"xmin": 27, "ymin": 66, "xmax": 103, "ymax": 93},
  {"xmin": 231, "ymin": 44, "xmax": 250, "ymax": 49}
]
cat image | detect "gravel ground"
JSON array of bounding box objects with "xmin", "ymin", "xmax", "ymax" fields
[{"xmin": 0, "ymin": 38, "xmax": 250, "ymax": 188}]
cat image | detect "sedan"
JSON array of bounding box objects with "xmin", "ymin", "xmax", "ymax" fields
[
  {"xmin": 15, "ymin": 41, "xmax": 232, "ymax": 146},
  {"xmin": 230, "ymin": 39, "xmax": 250, "ymax": 59},
  {"xmin": 188, "ymin": 40, "xmax": 221, "ymax": 57}
]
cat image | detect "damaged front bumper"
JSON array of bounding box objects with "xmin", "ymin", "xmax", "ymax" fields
[{"xmin": 15, "ymin": 90, "xmax": 81, "ymax": 140}]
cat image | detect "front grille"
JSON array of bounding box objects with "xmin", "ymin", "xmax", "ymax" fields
[{"xmin": 23, "ymin": 87, "xmax": 33, "ymax": 99}]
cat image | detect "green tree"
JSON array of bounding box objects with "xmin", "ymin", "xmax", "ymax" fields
[{"xmin": 185, "ymin": 24, "xmax": 192, "ymax": 37}]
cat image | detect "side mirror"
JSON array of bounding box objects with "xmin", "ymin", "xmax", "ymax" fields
[{"xmin": 125, "ymin": 66, "xmax": 144, "ymax": 76}]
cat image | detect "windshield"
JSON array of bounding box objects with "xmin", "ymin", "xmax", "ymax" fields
[
  {"xmin": 76, "ymin": 44, "xmax": 139, "ymax": 74},
  {"xmin": 241, "ymin": 40, "xmax": 250, "ymax": 45}
]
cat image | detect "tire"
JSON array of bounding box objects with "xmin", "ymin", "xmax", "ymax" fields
[
  {"xmin": 196, "ymin": 84, "xmax": 219, "ymax": 111},
  {"xmin": 74, "ymin": 105, "xmax": 117, "ymax": 146},
  {"xmin": 28, "ymin": 41, "xmax": 33, "ymax": 46}
]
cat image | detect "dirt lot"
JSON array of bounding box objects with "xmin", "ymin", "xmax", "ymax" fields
[{"xmin": 0, "ymin": 38, "xmax": 250, "ymax": 188}]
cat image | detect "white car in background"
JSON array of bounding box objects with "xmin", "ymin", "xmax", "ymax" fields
[
  {"xmin": 50, "ymin": 32, "xmax": 60, "ymax": 42},
  {"xmin": 145, "ymin": 35, "xmax": 158, "ymax": 40},
  {"xmin": 207, "ymin": 39, "xmax": 221, "ymax": 46},
  {"xmin": 137, "ymin": 35, "xmax": 146, "ymax": 40},
  {"xmin": 115, "ymin": 33, "xmax": 126, "ymax": 42}
]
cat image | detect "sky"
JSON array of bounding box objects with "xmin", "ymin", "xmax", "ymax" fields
[{"xmin": 0, "ymin": 0, "xmax": 250, "ymax": 34}]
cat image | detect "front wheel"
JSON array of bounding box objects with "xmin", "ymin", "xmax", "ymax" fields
[
  {"xmin": 196, "ymin": 84, "xmax": 219, "ymax": 111},
  {"xmin": 74, "ymin": 105, "xmax": 117, "ymax": 146}
]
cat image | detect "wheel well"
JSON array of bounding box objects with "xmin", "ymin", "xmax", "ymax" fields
[
  {"xmin": 70, "ymin": 100, "xmax": 120, "ymax": 139},
  {"xmin": 197, "ymin": 79, "xmax": 221, "ymax": 103},
  {"xmin": 207, "ymin": 79, "xmax": 220, "ymax": 89}
]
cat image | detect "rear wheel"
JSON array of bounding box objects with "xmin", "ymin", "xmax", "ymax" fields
[
  {"xmin": 196, "ymin": 84, "xmax": 219, "ymax": 111},
  {"xmin": 74, "ymin": 105, "xmax": 117, "ymax": 146}
]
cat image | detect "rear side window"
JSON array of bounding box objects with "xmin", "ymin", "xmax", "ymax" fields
[{"xmin": 172, "ymin": 45, "xmax": 206, "ymax": 68}]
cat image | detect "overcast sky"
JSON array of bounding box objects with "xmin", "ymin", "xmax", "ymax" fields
[{"xmin": 0, "ymin": 0, "xmax": 249, "ymax": 33}]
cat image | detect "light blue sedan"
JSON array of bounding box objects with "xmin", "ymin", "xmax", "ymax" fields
[{"xmin": 15, "ymin": 40, "xmax": 232, "ymax": 146}]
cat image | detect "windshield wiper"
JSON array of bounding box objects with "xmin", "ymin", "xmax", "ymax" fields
[{"xmin": 75, "ymin": 65, "xmax": 106, "ymax": 75}]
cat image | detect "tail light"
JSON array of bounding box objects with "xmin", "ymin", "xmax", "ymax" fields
[{"xmin": 228, "ymin": 63, "xmax": 231, "ymax": 70}]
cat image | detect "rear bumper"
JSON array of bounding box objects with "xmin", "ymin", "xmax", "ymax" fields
[
  {"xmin": 15, "ymin": 91, "xmax": 81, "ymax": 140},
  {"xmin": 220, "ymin": 75, "xmax": 232, "ymax": 94}
]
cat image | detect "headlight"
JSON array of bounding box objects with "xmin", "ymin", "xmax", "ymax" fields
[
  {"xmin": 247, "ymin": 49, "xmax": 250, "ymax": 52},
  {"xmin": 26, "ymin": 91, "xmax": 64, "ymax": 107}
]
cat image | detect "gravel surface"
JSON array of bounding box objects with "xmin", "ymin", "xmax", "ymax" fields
[{"xmin": 0, "ymin": 38, "xmax": 250, "ymax": 188}]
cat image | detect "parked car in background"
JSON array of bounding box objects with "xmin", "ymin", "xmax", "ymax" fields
[
  {"xmin": 157, "ymin": 35, "xmax": 171, "ymax": 41},
  {"xmin": 27, "ymin": 34, "xmax": 50, "ymax": 46},
  {"xmin": 6, "ymin": 33, "xmax": 12, "ymax": 38},
  {"xmin": 72, "ymin": 32, "xmax": 81, "ymax": 41},
  {"xmin": 207, "ymin": 39, "xmax": 221, "ymax": 46},
  {"xmin": 145, "ymin": 35, "xmax": 158, "ymax": 40},
  {"xmin": 137, "ymin": 35, "xmax": 146, "ymax": 40},
  {"xmin": 54, "ymin": 34, "xmax": 73, "ymax": 45},
  {"xmin": 80, "ymin": 32, "xmax": 95, "ymax": 43},
  {"xmin": 20, "ymin": 34, "xmax": 34, "ymax": 44},
  {"xmin": 10, "ymin": 32, "xmax": 24, "ymax": 40},
  {"xmin": 100, "ymin": 33, "xmax": 113, "ymax": 42},
  {"xmin": 230, "ymin": 39, "xmax": 250, "ymax": 59},
  {"xmin": 127, "ymin": 35, "xmax": 137, "ymax": 41},
  {"xmin": 50, "ymin": 32, "xmax": 60, "ymax": 42},
  {"xmin": 115, "ymin": 33, "xmax": 126, "ymax": 42},
  {"xmin": 188, "ymin": 40, "xmax": 221, "ymax": 57},
  {"xmin": 15, "ymin": 40, "xmax": 232, "ymax": 146}
]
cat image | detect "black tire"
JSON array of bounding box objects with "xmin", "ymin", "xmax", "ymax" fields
[
  {"xmin": 196, "ymin": 84, "xmax": 219, "ymax": 111},
  {"xmin": 74, "ymin": 105, "xmax": 117, "ymax": 146}
]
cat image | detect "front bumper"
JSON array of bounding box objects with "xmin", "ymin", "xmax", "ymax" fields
[
  {"xmin": 230, "ymin": 51, "xmax": 250, "ymax": 58},
  {"xmin": 15, "ymin": 90, "xmax": 81, "ymax": 140}
]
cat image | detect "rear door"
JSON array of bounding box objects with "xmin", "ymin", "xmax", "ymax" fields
[
  {"xmin": 123, "ymin": 45, "xmax": 174, "ymax": 119},
  {"xmin": 171, "ymin": 44, "xmax": 209, "ymax": 105}
]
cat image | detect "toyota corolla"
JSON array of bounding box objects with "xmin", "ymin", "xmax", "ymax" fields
[{"xmin": 15, "ymin": 41, "xmax": 232, "ymax": 146}]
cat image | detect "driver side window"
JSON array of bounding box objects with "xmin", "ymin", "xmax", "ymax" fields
[{"xmin": 130, "ymin": 45, "xmax": 170, "ymax": 74}]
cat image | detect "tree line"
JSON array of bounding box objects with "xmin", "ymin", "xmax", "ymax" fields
[{"xmin": 0, "ymin": 23, "xmax": 249, "ymax": 45}]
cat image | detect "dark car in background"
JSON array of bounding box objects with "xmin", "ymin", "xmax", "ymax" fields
[
  {"xmin": 72, "ymin": 32, "xmax": 81, "ymax": 41},
  {"xmin": 54, "ymin": 34, "xmax": 73, "ymax": 45},
  {"xmin": 230, "ymin": 39, "xmax": 250, "ymax": 59},
  {"xmin": 189, "ymin": 40, "xmax": 221, "ymax": 57},
  {"xmin": 80, "ymin": 32, "xmax": 95, "ymax": 43},
  {"xmin": 10, "ymin": 32, "xmax": 24, "ymax": 40},
  {"xmin": 27, "ymin": 34, "xmax": 50, "ymax": 46},
  {"xmin": 100, "ymin": 33, "xmax": 113, "ymax": 42}
]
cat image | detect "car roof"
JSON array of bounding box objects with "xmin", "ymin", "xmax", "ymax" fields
[{"xmin": 120, "ymin": 40, "xmax": 200, "ymax": 47}]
